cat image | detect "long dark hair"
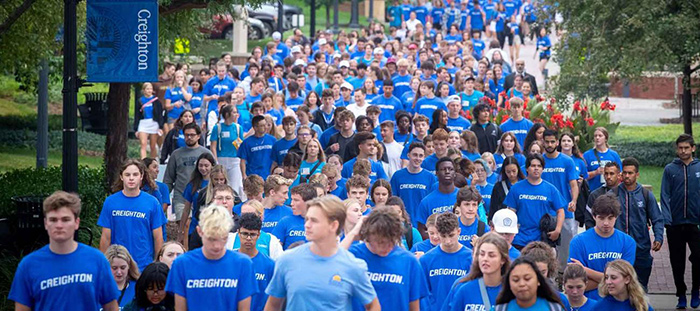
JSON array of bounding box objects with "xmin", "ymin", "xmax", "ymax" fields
[
  {"xmin": 523, "ymin": 123, "xmax": 546, "ymax": 153},
  {"xmin": 134, "ymin": 262, "xmax": 174, "ymax": 308},
  {"xmin": 498, "ymin": 156, "xmax": 525, "ymax": 184},
  {"xmin": 496, "ymin": 256, "xmax": 564, "ymax": 306},
  {"xmin": 189, "ymin": 153, "xmax": 217, "ymax": 195},
  {"xmin": 429, "ymin": 109, "xmax": 448, "ymax": 134},
  {"xmin": 558, "ymin": 132, "xmax": 583, "ymax": 160}
]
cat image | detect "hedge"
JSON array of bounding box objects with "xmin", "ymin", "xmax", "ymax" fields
[
  {"xmin": 0, "ymin": 130, "xmax": 140, "ymax": 158},
  {"xmin": 0, "ymin": 166, "xmax": 108, "ymax": 310},
  {"xmin": 612, "ymin": 141, "xmax": 676, "ymax": 167},
  {"xmin": 0, "ymin": 114, "xmax": 63, "ymax": 131},
  {"xmin": 610, "ymin": 125, "xmax": 700, "ymax": 167}
]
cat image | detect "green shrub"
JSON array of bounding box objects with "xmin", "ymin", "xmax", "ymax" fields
[
  {"xmin": 0, "ymin": 114, "xmax": 63, "ymax": 131},
  {"xmin": 0, "ymin": 130, "xmax": 141, "ymax": 158},
  {"xmin": 610, "ymin": 125, "xmax": 700, "ymax": 167},
  {"xmin": 0, "ymin": 76, "xmax": 21, "ymax": 98},
  {"xmin": 0, "ymin": 166, "xmax": 108, "ymax": 310},
  {"xmin": 612, "ymin": 141, "xmax": 676, "ymax": 167}
]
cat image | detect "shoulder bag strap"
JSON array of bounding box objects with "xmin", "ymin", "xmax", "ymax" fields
[
  {"xmin": 478, "ymin": 278, "xmax": 493, "ymax": 311},
  {"xmin": 501, "ymin": 180, "xmax": 509, "ymax": 196}
]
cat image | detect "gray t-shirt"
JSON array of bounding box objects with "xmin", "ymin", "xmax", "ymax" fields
[{"xmin": 163, "ymin": 145, "xmax": 212, "ymax": 200}]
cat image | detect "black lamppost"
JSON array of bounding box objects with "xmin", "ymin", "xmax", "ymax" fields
[
  {"xmin": 62, "ymin": 0, "xmax": 80, "ymax": 192},
  {"xmin": 348, "ymin": 0, "xmax": 360, "ymax": 28}
]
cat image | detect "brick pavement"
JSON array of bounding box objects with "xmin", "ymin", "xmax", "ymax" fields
[{"xmin": 649, "ymin": 233, "xmax": 693, "ymax": 295}]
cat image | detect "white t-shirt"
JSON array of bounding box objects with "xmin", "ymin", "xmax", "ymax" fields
[
  {"xmin": 383, "ymin": 140, "xmax": 404, "ymax": 178},
  {"xmin": 346, "ymin": 102, "xmax": 368, "ymax": 119}
]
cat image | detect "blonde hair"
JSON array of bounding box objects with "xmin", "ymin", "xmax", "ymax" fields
[
  {"xmin": 308, "ymin": 196, "xmax": 347, "ymax": 235},
  {"xmin": 303, "ymin": 138, "xmax": 327, "ymax": 162},
  {"xmin": 157, "ymin": 241, "xmax": 186, "ymax": 259},
  {"xmin": 308, "ymin": 173, "xmax": 329, "ymax": 189},
  {"xmin": 242, "ymin": 199, "xmax": 264, "ymax": 219},
  {"xmin": 343, "ymin": 198, "xmax": 363, "ymax": 211},
  {"xmin": 204, "ymin": 165, "xmax": 228, "ymax": 204},
  {"xmin": 264, "ymin": 174, "xmax": 292, "ymax": 195},
  {"xmin": 198, "ymin": 205, "xmax": 233, "ymax": 237},
  {"xmin": 599, "ymin": 260, "xmax": 649, "ymax": 311},
  {"xmin": 105, "ymin": 244, "xmax": 140, "ymax": 282}
]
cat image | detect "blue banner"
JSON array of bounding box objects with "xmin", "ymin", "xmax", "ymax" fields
[{"xmin": 87, "ymin": 0, "xmax": 159, "ymax": 82}]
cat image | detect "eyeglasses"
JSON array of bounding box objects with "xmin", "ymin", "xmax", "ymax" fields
[
  {"xmin": 146, "ymin": 288, "xmax": 165, "ymax": 295},
  {"xmin": 239, "ymin": 232, "xmax": 259, "ymax": 239},
  {"xmin": 214, "ymin": 196, "xmax": 234, "ymax": 201},
  {"xmin": 184, "ymin": 133, "xmax": 199, "ymax": 138},
  {"xmin": 298, "ymin": 133, "xmax": 311, "ymax": 137}
]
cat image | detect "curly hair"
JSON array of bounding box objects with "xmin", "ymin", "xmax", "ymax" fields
[{"xmin": 360, "ymin": 206, "xmax": 403, "ymax": 244}]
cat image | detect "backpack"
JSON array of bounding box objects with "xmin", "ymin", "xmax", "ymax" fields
[
  {"xmin": 404, "ymin": 223, "xmax": 414, "ymax": 250},
  {"xmin": 477, "ymin": 220, "xmax": 486, "ymax": 236},
  {"xmin": 574, "ymin": 178, "xmax": 591, "ymax": 226}
]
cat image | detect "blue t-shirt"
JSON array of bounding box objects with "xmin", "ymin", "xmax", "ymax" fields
[
  {"xmin": 9, "ymin": 244, "xmax": 119, "ymax": 310},
  {"xmin": 390, "ymin": 168, "xmax": 437, "ymax": 227},
  {"xmin": 272, "ymin": 215, "xmax": 307, "ymax": 250},
  {"xmin": 165, "ymin": 249, "xmax": 257, "ymax": 310},
  {"xmin": 165, "ymin": 87, "xmax": 186, "ymax": 120},
  {"xmin": 419, "ymin": 246, "xmax": 473, "ymax": 311},
  {"xmin": 506, "ymin": 297, "xmax": 557, "ymax": 311},
  {"xmin": 537, "ymin": 36, "xmax": 552, "ymax": 57},
  {"xmin": 458, "ymin": 218, "xmax": 490, "ymax": 248},
  {"xmin": 542, "ymin": 153, "xmax": 579, "ymax": 218},
  {"xmin": 271, "ymin": 137, "xmax": 298, "ymax": 165},
  {"xmin": 412, "ymin": 6, "xmax": 429, "ymax": 24},
  {"xmin": 562, "ymin": 297, "xmax": 598, "ymax": 311},
  {"xmin": 503, "ymin": 179, "xmax": 567, "ymax": 247},
  {"xmin": 431, "ymin": 7, "xmax": 446, "ymax": 25},
  {"xmin": 499, "ymin": 118, "xmax": 534, "ymax": 149},
  {"xmin": 508, "ymin": 21, "xmax": 520, "ymax": 35},
  {"xmin": 342, "ymin": 158, "xmax": 389, "ymax": 184},
  {"xmin": 447, "ymin": 116, "xmax": 471, "ymax": 133},
  {"xmin": 140, "ymin": 96, "xmax": 156, "ymax": 119},
  {"xmin": 401, "ymin": 91, "xmax": 417, "ymax": 113},
  {"xmin": 410, "ymin": 239, "xmax": 438, "ymax": 254},
  {"xmin": 459, "ymin": 91, "xmax": 484, "ymax": 111},
  {"xmin": 229, "ymin": 231, "xmax": 275, "ymax": 258},
  {"xmin": 349, "ymin": 244, "xmax": 429, "ymax": 311},
  {"xmin": 371, "ymin": 95, "xmax": 403, "ymax": 123},
  {"xmin": 262, "ymin": 205, "xmax": 293, "ymax": 233},
  {"xmin": 402, "ymin": 227, "xmax": 424, "ymax": 250},
  {"xmin": 97, "ymin": 191, "xmax": 167, "ymax": 271},
  {"xmin": 286, "ymin": 96, "xmax": 304, "ymax": 111},
  {"xmin": 494, "ymin": 153, "xmax": 527, "ymax": 174},
  {"xmin": 211, "ymin": 122, "xmax": 242, "ymax": 158},
  {"xmin": 266, "ymin": 243, "xmax": 377, "ymax": 311},
  {"xmin": 118, "ymin": 280, "xmax": 136, "ymax": 308},
  {"xmin": 503, "ymin": 0, "xmax": 518, "ymax": 16},
  {"xmin": 239, "ymin": 134, "xmax": 277, "ymax": 179},
  {"xmin": 582, "ymin": 148, "xmax": 622, "ymax": 191},
  {"xmin": 475, "ymin": 183, "xmax": 494, "ymax": 216},
  {"xmin": 415, "ymin": 97, "xmax": 447, "ymax": 124},
  {"xmin": 594, "ymin": 296, "xmax": 653, "ymax": 311},
  {"xmin": 203, "ymin": 75, "xmax": 237, "ymax": 108},
  {"xmin": 248, "ymin": 252, "xmax": 275, "ymax": 311},
  {"xmin": 469, "ymin": 8, "xmax": 485, "ymax": 30},
  {"xmin": 392, "ymin": 74, "xmax": 413, "ymax": 99},
  {"xmin": 471, "ymin": 38, "xmax": 486, "ymax": 58},
  {"xmin": 188, "ymin": 88, "xmax": 204, "ymax": 121},
  {"xmin": 422, "ymin": 154, "xmax": 441, "ymax": 174},
  {"xmin": 447, "ymin": 278, "xmax": 501, "ymax": 311},
  {"xmin": 417, "ymin": 188, "xmax": 459, "ymax": 226},
  {"xmin": 569, "ymin": 228, "xmax": 636, "ymax": 300}
]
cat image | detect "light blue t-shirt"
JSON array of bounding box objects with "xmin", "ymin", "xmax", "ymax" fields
[
  {"xmin": 165, "ymin": 249, "xmax": 257, "ymax": 310},
  {"xmin": 459, "ymin": 91, "xmax": 484, "ymax": 111},
  {"xmin": 272, "ymin": 215, "xmax": 306, "ymax": 250},
  {"xmin": 211, "ymin": 122, "xmax": 242, "ymax": 158},
  {"xmin": 97, "ymin": 191, "xmax": 167, "ymax": 271},
  {"xmin": 349, "ymin": 244, "xmax": 429, "ymax": 311},
  {"xmin": 239, "ymin": 134, "xmax": 276, "ymax": 179},
  {"xmin": 582, "ymin": 148, "xmax": 622, "ymax": 191},
  {"xmin": 503, "ymin": 179, "xmax": 567, "ymax": 247},
  {"xmin": 390, "ymin": 168, "xmax": 437, "ymax": 227},
  {"xmin": 9, "ymin": 244, "xmax": 119, "ymax": 310},
  {"xmin": 417, "ymin": 188, "xmax": 459, "ymax": 226},
  {"xmin": 265, "ymin": 243, "xmax": 377, "ymax": 311},
  {"xmin": 419, "ymin": 246, "xmax": 473, "ymax": 311},
  {"xmin": 506, "ymin": 297, "xmax": 555, "ymax": 311}
]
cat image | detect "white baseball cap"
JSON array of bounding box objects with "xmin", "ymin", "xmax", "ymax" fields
[
  {"xmin": 291, "ymin": 45, "xmax": 302, "ymax": 54},
  {"xmin": 492, "ymin": 209, "xmax": 518, "ymax": 234},
  {"xmin": 373, "ymin": 47, "xmax": 385, "ymax": 55},
  {"xmin": 293, "ymin": 59, "xmax": 306, "ymax": 66},
  {"xmin": 272, "ymin": 31, "xmax": 282, "ymax": 41},
  {"xmin": 341, "ymin": 81, "xmax": 354, "ymax": 90},
  {"xmin": 339, "ymin": 60, "xmax": 350, "ymax": 68},
  {"xmin": 318, "ymin": 38, "xmax": 327, "ymax": 45}
]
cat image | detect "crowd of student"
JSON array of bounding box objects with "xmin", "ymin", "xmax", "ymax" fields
[{"xmin": 8, "ymin": 0, "xmax": 700, "ymax": 310}]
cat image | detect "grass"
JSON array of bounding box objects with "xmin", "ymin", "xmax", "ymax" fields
[
  {"xmin": 0, "ymin": 148, "xmax": 103, "ymax": 172},
  {"xmin": 613, "ymin": 124, "xmax": 700, "ymax": 143},
  {"xmin": 0, "ymin": 97, "xmax": 35, "ymax": 116},
  {"xmin": 639, "ymin": 165, "xmax": 663, "ymax": 198}
]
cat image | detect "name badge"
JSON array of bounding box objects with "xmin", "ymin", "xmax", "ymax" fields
[{"xmin": 222, "ymin": 132, "xmax": 230, "ymax": 138}]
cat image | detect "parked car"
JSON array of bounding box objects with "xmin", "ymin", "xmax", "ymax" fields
[{"xmin": 247, "ymin": 2, "xmax": 303, "ymax": 31}]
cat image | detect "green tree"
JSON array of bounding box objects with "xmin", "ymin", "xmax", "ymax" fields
[
  {"xmin": 551, "ymin": 0, "xmax": 700, "ymax": 135},
  {"xmin": 1, "ymin": 0, "xmax": 267, "ymax": 185}
]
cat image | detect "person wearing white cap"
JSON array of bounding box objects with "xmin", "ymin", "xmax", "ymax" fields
[
  {"xmin": 336, "ymin": 82, "xmax": 354, "ymax": 107},
  {"xmin": 372, "ymin": 47, "xmax": 387, "ymax": 66},
  {"xmin": 268, "ymin": 31, "xmax": 290, "ymax": 60},
  {"xmin": 490, "ymin": 208, "xmax": 521, "ymax": 260},
  {"xmin": 290, "ymin": 45, "xmax": 303, "ymax": 60},
  {"xmin": 446, "ymin": 95, "xmax": 471, "ymax": 133},
  {"xmin": 356, "ymin": 44, "xmax": 374, "ymax": 66}
]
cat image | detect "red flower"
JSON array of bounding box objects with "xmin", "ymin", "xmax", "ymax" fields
[
  {"xmin": 486, "ymin": 97, "xmax": 496, "ymax": 107},
  {"xmin": 547, "ymin": 104, "xmax": 554, "ymax": 112},
  {"xmin": 585, "ymin": 117, "xmax": 595, "ymax": 126},
  {"xmin": 583, "ymin": 105, "xmax": 588, "ymax": 112},
  {"xmin": 523, "ymin": 99, "xmax": 529, "ymax": 109},
  {"xmin": 465, "ymin": 110, "xmax": 472, "ymax": 120},
  {"xmin": 550, "ymin": 98, "xmax": 556, "ymax": 104},
  {"xmin": 565, "ymin": 119, "xmax": 574, "ymax": 129},
  {"xmin": 501, "ymin": 114, "xmax": 510, "ymax": 123},
  {"xmin": 524, "ymin": 110, "xmax": 531, "ymax": 119},
  {"xmin": 505, "ymin": 99, "xmax": 511, "ymax": 110},
  {"xmin": 535, "ymin": 94, "xmax": 545, "ymax": 102},
  {"xmin": 573, "ymin": 101, "xmax": 582, "ymax": 112},
  {"xmin": 499, "ymin": 91, "xmax": 506, "ymax": 99},
  {"xmin": 609, "ymin": 104, "xmax": 616, "ymax": 111}
]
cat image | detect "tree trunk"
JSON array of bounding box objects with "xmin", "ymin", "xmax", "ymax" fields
[
  {"xmin": 104, "ymin": 83, "xmax": 131, "ymax": 189},
  {"xmin": 682, "ymin": 64, "xmax": 693, "ymax": 136},
  {"xmin": 326, "ymin": 5, "xmax": 330, "ymax": 28}
]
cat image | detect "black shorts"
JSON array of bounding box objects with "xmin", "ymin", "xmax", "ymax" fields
[{"xmin": 539, "ymin": 54, "xmax": 550, "ymax": 61}]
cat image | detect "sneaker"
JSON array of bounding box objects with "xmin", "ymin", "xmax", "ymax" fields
[
  {"xmin": 691, "ymin": 291, "xmax": 700, "ymax": 308},
  {"xmin": 680, "ymin": 296, "xmax": 690, "ymax": 309}
]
